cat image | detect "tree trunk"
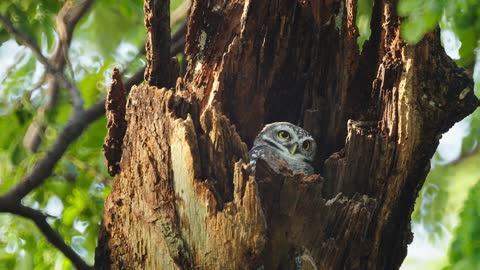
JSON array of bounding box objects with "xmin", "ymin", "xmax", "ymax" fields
[{"xmin": 95, "ymin": 0, "xmax": 479, "ymax": 269}]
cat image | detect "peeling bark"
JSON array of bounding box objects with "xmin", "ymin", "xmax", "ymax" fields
[
  {"xmin": 96, "ymin": 0, "xmax": 479, "ymax": 269},
  {"xmin": 103, "ymin": 68, "xmax": 127, "ymax": 176}
]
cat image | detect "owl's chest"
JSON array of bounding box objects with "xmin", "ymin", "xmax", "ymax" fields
[{"xmin": 249, "ymin": 146, "xmax": 313, "ymax": 175}]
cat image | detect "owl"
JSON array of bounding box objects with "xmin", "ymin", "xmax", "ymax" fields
[{"xmin": 248, "ymin": 122, "xmax": 317, "ymax": 176}]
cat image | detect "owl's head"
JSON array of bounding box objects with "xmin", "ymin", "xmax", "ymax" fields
[{"xmin": 253, "ymin": 122, "xmax": 317, "ymax": 162}]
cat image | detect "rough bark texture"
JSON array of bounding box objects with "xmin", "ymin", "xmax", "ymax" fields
[
  {"xmin": 103, "ymin": 68, "xmax": 127, "ymax": 176},
  {"xmin": 96, "ymin": 0, "xmax": 479, "ymax": 269},
  {"xmin": 144, "ymin": 0, "xmax": 178, "ymax": 88}
]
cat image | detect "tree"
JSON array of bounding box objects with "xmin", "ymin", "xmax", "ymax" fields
[
  {"xmin": 94, "ymin": 0, "xmax": 478, "ymax": 269},
  {"xmin": 0, "ymin": 0, "xmax": 479, "ymax": 269}
]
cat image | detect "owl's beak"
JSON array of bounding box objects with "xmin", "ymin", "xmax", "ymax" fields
[{"xmin": 289, "ymin": 143, "xmax": 298, "ymax": 155}]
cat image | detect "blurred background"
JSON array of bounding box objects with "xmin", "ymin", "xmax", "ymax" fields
[{"xmin": 0, "ymin": 0, "xmax": 479, "ymax": 269}]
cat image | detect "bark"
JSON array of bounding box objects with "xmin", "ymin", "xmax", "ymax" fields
[
  {"xmin": 96, "ymin": 0, "xmax": 479, "ymax": 269},
  {"xmin": 103, "ymin": 68, "xmax": 127, "ymax": 176},
  {"xmin": 144, "ymin": 0, "xmax": 178, "ymax": 88}
]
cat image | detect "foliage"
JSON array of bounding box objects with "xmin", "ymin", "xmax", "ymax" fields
[
  {"xmin": 356, "ymin": 0, "xmax": 373, "ymax": 49},
  {"xmin": 357, "ymin": 0, "xmax": 480, "ymax": 68},
  {"xmin": 0, "ymin": 0, "xmax": 186, "ymax": 267},
  {"xmin": 0, "ymin": 0, "xmax": 61, "ymax": 47},
  {"xmin": 0, "ymin": 0, "xmax": 147, "ymax": 269},
  {"xmin": 397, "ymin": 0, "xmax": 446, "ymax": 44},
  {"xmin": 445, "ymin": 180, "xmax": 480, "ymax": 270},
  {"xmin": 412, "ymin": 137, "xmax": 480, "ymax": 239},
  {"xmin": 398, "ymin": 0, "xmax": 480, "ymax": 67}
]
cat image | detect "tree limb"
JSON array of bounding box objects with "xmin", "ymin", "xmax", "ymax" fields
[
  {"xmin": 3, "ymin": 113, "xmax": 90, "ymax": 201},
  {"xmin": 65, "ymin": 153, "xmax": 109, "ymax": 183},
  {"xmin": 449, "ymin": 145, "xmax": 480, "ymax": 166},
  {"xmin": 0, "ymin": 13, "xmax": 84, "ymax": 111},
  {"xmin": 0, "ymin": 3, "xmax": 187, "ymax": 268},
  {"xmin": 171, "ymin": 0, "xmax": 191, "ymax": 27},
  {"xmin": 55, "ymin": 0, "xmax": 94, "ymax": 80},
  {"xmin": 24, "ymin": 0, "xmax": 94, "ymax": 152},
  {"xmin": 1, "ymin": 19, "xmax": 185, "ymax": 201},
  {"xmin": 0, "ymin": 199, "xmax": 92, "ymax": 270},
  {"xmin": 0, "ymin": 7, "xmax": 184, "ymax": 237}
]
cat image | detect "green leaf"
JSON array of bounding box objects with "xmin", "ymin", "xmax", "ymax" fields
[
  {"xmin": 356, "ymin": 0, "xmax": 373, "ymax": 49},
  {"xmin": 448, "ymin": 180, "xmax": 480, "ymax": 269},
  {"xmin": 14, "ymin": 251, "xmax": 33, "ymax": 270},
  {"xmin": 412, "ymin": 148, "xmax": 480, "ymax": 239},
  {"xmin": 456, "ymin": 27, "xmax": 477, "ymax": 67},
  {"xmin": 398, "ymin": 0, "xmax": 417, "ymax": 16},
  {"xmin": 401, "ymin": 18, "xmax": 427, "ymax": 44},
  {"xmin": 0, "ymin": 29, "xmax": 9, "ymax": 43},
  {"xmin": 398, "ymin": 0, "xmax": 449, "ymax": 45},
  {"xmin": 10, "ymin": 143, "xmax": 25, "ymax": 165}
]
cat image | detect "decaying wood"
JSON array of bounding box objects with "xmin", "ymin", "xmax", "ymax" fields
[
  {"xmin": 96, "ymin": 85, "xmax": 378, "ymax": 269},
  {"xmin": 144, "ymin": 0, "xmax": 178, "ymax": 88},
  {"xmin": 103, "ymin": 68, "xmax": 127, "ymax": 176},
  {"xmin": 96, "ymin": 0, "xmax": 479, "ymax": 269},
  {"xmin": 183, "ymin": 0, "xmax": 361, "ymax": 165}
]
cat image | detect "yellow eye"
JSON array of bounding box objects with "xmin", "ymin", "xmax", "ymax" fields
[
  {"xmin": 302, "ymin": 141, "xmax": 311, "ymax": 150},
  {"xmin": 278, "ymin": 131, "xmax": 290, "ymax": 139}
]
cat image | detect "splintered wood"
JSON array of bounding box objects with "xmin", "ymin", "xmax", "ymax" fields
[
  {"xmin": 97, "ymin": 86, "xmax": 377, "ymax": 269},
  {"xmin": 103, "ymin": 68, "xmax": 127, "ymax": 176}
]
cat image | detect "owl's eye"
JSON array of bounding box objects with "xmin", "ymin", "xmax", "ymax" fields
[
  {"xmin": 302, "ymin": 141, "xmax": 311, "ymax": 150},
  {"xmin": 277, "ymin": 130, "xmax": 290, "ymax": 140}
]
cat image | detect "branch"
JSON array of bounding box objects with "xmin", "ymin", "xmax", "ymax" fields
[
  {"xmin": 449, "ymin": 145, "xmax": 480, "ymax": 166},
  {"xmin": 2, "ymin": 68, "xmax": 145, "ymax": 201},
  {"xmin": 171, "ymin": 0, "xmax": 191, "ymax": 27},
  {"xmin": 171, "ymin": 19, "xmax": 187, "ymax": 55},
  {"xmin": 65, "ymin": 153, "xmax": 109, "ymax": 183},
  {"xmin": 0, "ymin": 4, "xmax": 187, "ymax": 269},
  {"xmin": 1, "ymin": 19, "xmax": 185, "ymax": 202},
  {"xmin": 55, "ymin": 0, "xmax": 94, "ymax": 80},
  {"xmin": 89, "ymin": 27, "xmax": 186, "ymax": 119},
  {"xmin": 0, "ymin": 200, "xmax": 92, "ymax": 270},
  {"xmin": 4, "ymin": 113, "xmax": 89, "ymax": 201},
  {"xmin": 0, "ymin": 13, "xmax": 84, "ymax": 111},
  {"xmin": 24, "ymin": 0, "xmax": 94, "ymax": 152}
]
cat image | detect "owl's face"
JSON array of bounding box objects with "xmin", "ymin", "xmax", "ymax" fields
[{"xmin": 253, "ymin": 122, "xmax": 316, "ymax": 162}]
